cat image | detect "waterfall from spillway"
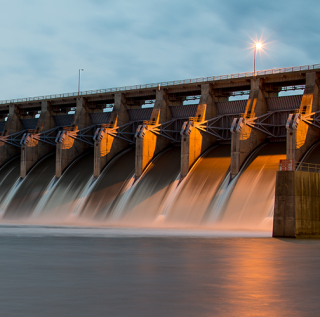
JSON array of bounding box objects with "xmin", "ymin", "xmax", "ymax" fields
[
  {"xmin": 212, "ymin": 142, "xmax": 286, "ymax": 231},
  {"xmin": 164, "ymin": 145, "xmax": 230, "ymax": 225},
  {"xmin": 36, "ymin": 152, "xmax": 94, "ymax": 221},
  {"xmin": 109, "ymin": 147, "xmax": 181, "ymax": 225},
  {"xmin": 3, "ymin": 153, "xmax": 56, "ymax": 219},
  {"xmin": 0, "ymin": 142, "xmax": 288, "ymax": 232},
  {"xmin": 0, "ymin": 157, "xmax": 21, "ymax": 212},
  {"xmin": 80, "ymin": 148, "xmax": 135, "ymax": 219}
]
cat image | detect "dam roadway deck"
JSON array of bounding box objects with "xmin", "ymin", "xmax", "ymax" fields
[{"xmin": 0, "ymin": 63, "xmax": 315, "ymax": 115}]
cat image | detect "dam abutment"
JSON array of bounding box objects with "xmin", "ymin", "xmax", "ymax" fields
[{"xmin": 273, "ymin": 170, "xmax": 320, "ymax": 238}]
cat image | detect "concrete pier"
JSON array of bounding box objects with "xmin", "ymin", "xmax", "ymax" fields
[
  {"xmin": 181, "ymin": 84, "xmax": 217, "ymax": 177},
  {"xmin": 273, "ymin": 170, "xmax": 320, "ymax": 238},
  {"xmin": 56, "ymin": 97, "xmax": 92, "ymax": 178},
  {"xmin": 286, "ymin": 73, "xmax": 320, "ymax": 165},
  {"xmin": 135, "ymin": 89, "xmax": 176, "ymax": 178},
  {"xmin": 0, "ymin": 105, "xmax": 23, "ymax": 167},
  {"xmin": 20, "ymin": 101, "xmax": 55, "ymax": 178},
  {"xmin": 230, "ymin": 78, "xmax": 269, "ymax": 176},
  {"xmin": 94, "ymin": 93, "xmax": 130, "ymax": 177}
]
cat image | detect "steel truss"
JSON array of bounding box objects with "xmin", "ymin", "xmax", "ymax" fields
[
  {"xmin": 245, "ymin": 109, "xmax": 295, "ymax": 138},
  {"xmin": 0, "ymin": 130, "xmax": 27, "ymax": 147},
  {"xmin": 195, "ymin": 114, "xmax": 241, "ymax": 140},
  {"xmin": 138, "ymin": 118, "xmax": 188, "ymax": 143},
  {"xmin": 100, "ymin": 122, "xmax": 137, "ymax": 144}
]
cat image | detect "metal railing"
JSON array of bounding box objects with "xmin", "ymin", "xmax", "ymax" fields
[
  {"xmin": 296, "ymin": 162, "xmax": 320, "ymax": 173},
  {"xmin": 0, "ymin": 63, "xmax": 319, "ymax": 106}
]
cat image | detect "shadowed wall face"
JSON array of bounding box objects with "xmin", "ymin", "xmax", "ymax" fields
[{"xmin": 274, "ymin": 170, "xmax": 320, "ymax": 238}]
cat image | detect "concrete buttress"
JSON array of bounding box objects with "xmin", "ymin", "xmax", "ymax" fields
[
  {"xmin": 0, "ymin": 104, "xmax": 23, "ymax": 167},
  {"xmin": 230, "ymin": 78, "xmax": 268, "ymax": 177},
  {"xmin": 94, "ymin": 93, "xmax": 130, "ymax": 177},
  {"xmin": 135, "ymin": 89, "xmax": 173, "ymax": 178},
  {"xmin": 181, "ymin": 84, "xmax": 217, "ymax": 177},
  {"xmin": 286, "ymin": 72, "xmax": 320, "ymax": 165},
  {"xmin": 56, "ymin": 97, "xmax": 92, "ymax": 178},
  {"xmin": 20, "ymin": 101, "xmax": 55, "ymax": 178}
]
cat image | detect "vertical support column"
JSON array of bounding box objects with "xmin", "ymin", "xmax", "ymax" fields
[
  {"xmin": 135, "ymin": 89, "xmax": 171, "ymax": 178},
  {"xmin": 181, "ymin": 84, "xmax": 217, "ymax": 177},
  {"xmin": 230, "ymin": 78, "xmax": 268, "ymax": 177},
  {"xmin": 56, "ymin": 97, "xmax": 92, "ymax": 178},
  {"xmin": 0, "ymin": 104, "xmax": 23, "ymax": 167},
  {"xmin": 286, "ymin": 72, "xmax": 320, "ymax": 165},
  {"xmin": 20, "ymin": 101, "xmax": 55, "ymax": 178},
  {"xmin": 94, "ymin": 93, "xmax": 130, "ymax": 177},
  {"xmin": 273, "ymin": 171, "xmax": 296, "ymax": 237}
]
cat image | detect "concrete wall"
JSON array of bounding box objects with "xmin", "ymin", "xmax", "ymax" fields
[
  {"xmin": 56, "ymin": 97, "xmax": 92, "ymax": 178},
  {"xmin": 273, "ymin": 171, "xmax": 320, "ymax": 238},
  {"xmin": 230, "ymin": 78, "xmax": 269, "ymax": 176},
  {"xmin": 21, "ymin": 101, "xmax": 55, "ymax": 178},
  {"xmin": 94, "ymin": 93, "xmax": 130, "ymax": 177},
  {"xmin": 0, "ymin": 104, "xmax": 23, "ymax": 167},
  {"xmin": 181, "ymin": 84, "xmax": 217, "ymax": 177},
  {"xmin": 287, "ymin": 73, "xmax": 320, "ymax": 165},
  {"xmin": 135, "ymin": 89, "xmax": 174, "ymax": 178}
]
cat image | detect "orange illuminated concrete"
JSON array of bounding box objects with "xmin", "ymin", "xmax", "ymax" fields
[
  {"xmin": 135, "ymin": 89, "xmax": 174, "ymax": 178},
  {"xmin": 56, "ymin": 97, "xmax": 92, "ymax": 178},
  {"xmin": 181, "ymin": 84, "xmax": 217, "ymax": 177},
  {"xmin": 286, "ymin": 72, "xmax": 320, "ymax": 165},
  {"xmin": 21, "ymin": 101, "xmax": 55, "ymax": 178},
  {"xmin": 94, "ymin": 93, "xmax": 130, "ymax": 178},
  {"xmin": 231, "ymin": 78, "xmax": 270, "ymax": 176}
]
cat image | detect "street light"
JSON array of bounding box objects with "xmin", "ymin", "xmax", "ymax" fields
[
  {"xmin": 78, "ymin": 69, "xmax": 84, "ymax": 99},
  {"xmin": 254, "ymin": 42, "xmax": 262, "ymax": 76}
]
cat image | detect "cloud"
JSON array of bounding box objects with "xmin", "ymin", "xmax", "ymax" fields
[{"xmin": 0, "ymin": 0, "xmax": 318, "ymax": 100}]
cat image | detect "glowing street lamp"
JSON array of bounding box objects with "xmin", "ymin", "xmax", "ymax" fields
[
  {"xmin": 254, "ymin": 42, "xmax": 262, "ymax": 76},
  {"xmin": 78, "ymin": 68, "xmax": 84, "ymax": 99}
]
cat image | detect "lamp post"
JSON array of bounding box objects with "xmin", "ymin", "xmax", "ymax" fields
[
  {"xmin": 254, "ymin": 43, "xmax": 262, "ymax": 76},
  {"xmin": 78, "ymin": 69, "xmax": 84, "ymax": 99}
]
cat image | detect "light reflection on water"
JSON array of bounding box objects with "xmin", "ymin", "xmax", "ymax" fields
[{"xmin": 0, "ymin": 225, "xmax": 319, "ymax": 316}]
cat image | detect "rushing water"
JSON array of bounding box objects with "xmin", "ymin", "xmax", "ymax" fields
[
  {"xmin": 0, "ymin": 226, "xmax": 320, "ymax": 317},
  {"xmin": 4, "ymin": 153, "xmax": 56, "ymax": 219},
  {"xmin": 112, "ymin": 147, "xmax": 181, "ymax": 224},
  {"xmin": 37, "ymin": 152, "xmax": 94, "ymax": 221},
  {"xmin": 0, "ymin": 156, "xmax": 20, "ymax": 209},
  {"xmin": 217, "ymin": 142, "xmax": 286, "ymax": 231},
  {"xmin": 165, "ymin": 145, "xmax": 230, "ymax": 225},
  {"xmin": 80, "ymin": 148, "xmax": 135, "ymax": 219},
  {"xmin": 0, "ymin": 142, "xmax": 292, "ymax": 232}
]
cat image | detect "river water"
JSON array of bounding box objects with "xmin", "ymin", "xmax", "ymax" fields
[{"xmin": 1, "ymin": 225, "xmax": 320, "ymax": 317}]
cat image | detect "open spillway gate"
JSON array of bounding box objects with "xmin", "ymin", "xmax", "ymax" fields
[{"xmin": 0, "ymin": 64, "xmax": 320, "ymax": 235}]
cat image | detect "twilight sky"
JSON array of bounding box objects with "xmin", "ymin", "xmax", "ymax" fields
[{"xmin": 0, "ymin": 0, "xmax": 318, "ymax": 101}]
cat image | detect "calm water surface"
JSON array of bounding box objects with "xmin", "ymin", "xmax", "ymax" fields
[{"xmin": 0, "ymin": 225, "xmax": 319, "ymax": 317}]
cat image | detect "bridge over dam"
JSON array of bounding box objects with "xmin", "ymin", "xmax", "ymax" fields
[{"xmin": 0, "ymin": 64, "xmax": 320, "ymax": 237}]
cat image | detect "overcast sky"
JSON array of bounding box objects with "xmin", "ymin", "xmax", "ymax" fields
[{"xmin": 0, "ymin": 0, "xmax": 318, "ymax": 101}]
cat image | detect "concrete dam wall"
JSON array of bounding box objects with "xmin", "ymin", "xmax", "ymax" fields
[{"xmin": 0, "ymin": 64, "xmax": 320, "ymax": 234}]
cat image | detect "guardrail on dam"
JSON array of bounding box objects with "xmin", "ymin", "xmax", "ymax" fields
[{"xmin": 0, "ymin": 63, "xmax": 320, "ymax": 236}]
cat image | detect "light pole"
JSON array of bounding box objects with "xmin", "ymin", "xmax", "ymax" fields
[
  {"xmin": 254, "ymin": 43, "xmax": 262, "ymax": 76},
  {"xmin": 78, "ymin": 69, "xmax": 84, "ymax": 99}
]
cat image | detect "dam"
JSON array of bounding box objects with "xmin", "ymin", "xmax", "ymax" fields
[{"xmin": 0, "ymin": 64, "xmax": 320, "ymax": 236}]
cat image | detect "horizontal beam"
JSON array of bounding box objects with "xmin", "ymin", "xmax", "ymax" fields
[{"xmin": 0, "ymin": 63, "xmax": 318, "ymax": 111}]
